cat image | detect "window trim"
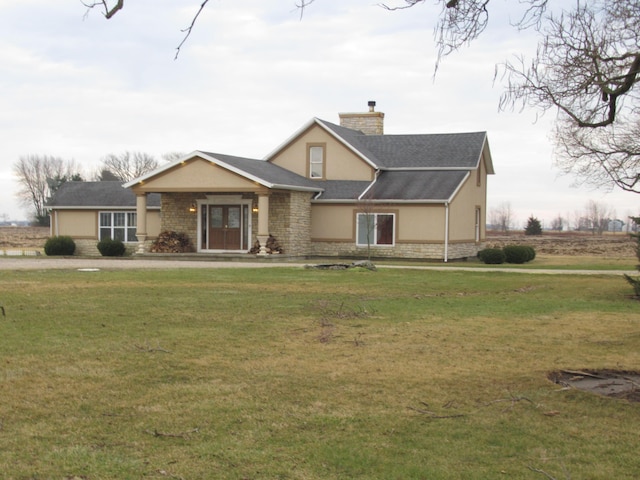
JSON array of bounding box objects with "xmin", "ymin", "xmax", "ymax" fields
[
  {"xmin": 99, "ymin": 210, "xmax": 138, "ymax": 243},
  {"xmin": 307, "ymin": 143, "xmax": 326, "ymax": 179},
  {"xmin": 356, "ymin": 212, "xmax": 396, "ymax": 247}
]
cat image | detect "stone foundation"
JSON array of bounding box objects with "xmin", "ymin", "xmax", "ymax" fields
[
  {"xmin": 71, "ymin": 238, "xmax": 142, "ymax": 257},
  {"xmin": 310, "ymin": 241, "xmax": 483, "ymax": 261}
]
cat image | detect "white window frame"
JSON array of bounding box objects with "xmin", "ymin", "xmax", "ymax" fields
[
  {"xmin": 356, "ymin": 212, "xmax": 395, "ymax": 247},
  {"xmin": 309, "ymin": 145, "xmax": 324, "ymax": 179},
  {"xmin": 99, "ymin": 211, "xmax": 137, "ymax": 243}
]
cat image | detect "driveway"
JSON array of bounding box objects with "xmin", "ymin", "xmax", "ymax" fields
[{"xmin": 0, "ymin": 256, "xmax": 635, "ymax": 276}]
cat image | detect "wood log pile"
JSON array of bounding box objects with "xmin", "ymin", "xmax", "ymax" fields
[
  {"xmin": 149, "ymin": 231, "xmax": 191, "ymax": 253},
  {"xmin": 249, "ymin": 234, "xmax": 284, "ymax": 254}
]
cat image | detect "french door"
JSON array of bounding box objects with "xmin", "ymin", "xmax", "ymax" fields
[{"xmin": 201, "ymin": 204, "xmax": 249, "ymax": 251}]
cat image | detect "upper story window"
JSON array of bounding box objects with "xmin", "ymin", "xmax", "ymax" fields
[
  {"xmin": 309, "ymin": 145, "xmax": 324, "ymax": 179},
  {"xmin": 99, "ymin": 211, "xmax": 137, "ymax": 242}
]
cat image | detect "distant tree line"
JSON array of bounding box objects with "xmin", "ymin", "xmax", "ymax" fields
[{"xmin": 489, "ymin": 200, "xmax": 630, "ymax": 235}]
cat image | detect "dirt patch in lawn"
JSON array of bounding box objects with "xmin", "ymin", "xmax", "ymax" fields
[{"xmin": 548, "ymin": 369, "xmax": 640, "ymax": 402}]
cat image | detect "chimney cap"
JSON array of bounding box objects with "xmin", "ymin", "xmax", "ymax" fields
[{"xmin": 368, "ymin": 100, "xmax": 376, "ymax": 112}]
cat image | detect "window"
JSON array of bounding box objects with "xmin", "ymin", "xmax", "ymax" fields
[
  {"xmin": 99, "ymin": 211, "xmax": 137, "ymax": 242},
  {"xmin": 357, "ymin": 213, "xmax": 395, "ymax": 246},
  {"xmin": 309, "ymin": 145, "xmax": 324, "ymax": 179}
]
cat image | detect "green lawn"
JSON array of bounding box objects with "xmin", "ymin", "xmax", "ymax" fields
[{"xmin": 1, "ymin": 267, "xmax": 639, "ymax": 479}]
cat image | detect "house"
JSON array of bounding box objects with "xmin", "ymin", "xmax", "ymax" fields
[{"xmin": 48, "ymin": 103, "xmax": 494, "ymax": 260}]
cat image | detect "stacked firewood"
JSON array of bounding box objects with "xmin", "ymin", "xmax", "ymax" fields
[
  {"xmin": 249, "ymin": 234, "xmax": 284, "ymax": 254},
  {"xmin": 149, "ymin": 231, "xmax": 191, "ymax": 253}
]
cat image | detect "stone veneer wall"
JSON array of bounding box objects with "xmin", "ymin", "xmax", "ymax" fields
[
  {"xmin": 160, "ymin": 193, "xmax": 199, "ymax": 251},
  {"xmin": 310, "ymin": 241, "xmax": 483, "ymax": 260},
  {"xmin": 267, "ymin": 191, "xmax": 313, "ymax": 255}
]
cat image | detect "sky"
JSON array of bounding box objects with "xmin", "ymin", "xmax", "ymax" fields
[{"xmin": 0, "ymin": 0, "xmax": 637, "ymax": 227}]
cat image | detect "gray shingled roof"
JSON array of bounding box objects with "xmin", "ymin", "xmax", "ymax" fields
[
  {"xmin": 312, "ymin": 180, "xmax": 372, "ymax": 201},
  {"xmin": 366, "ymin": 171, "xmax": 469, "ymax": 201},
  {"xmin": 201, "ymin": 152, "xmax": 322, "ymax": 191},
  {"xmin": 319, "ymin": 119, "xmax": 487, "ymax": 169},
  {"xmin": 46, "ymin": 181, "xmax": 161, "ymax": 208}
]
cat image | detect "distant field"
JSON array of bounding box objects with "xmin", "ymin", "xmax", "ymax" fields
[{"xmin": 1, "ymin": 267, "xmax": 639, "ymax": 478}]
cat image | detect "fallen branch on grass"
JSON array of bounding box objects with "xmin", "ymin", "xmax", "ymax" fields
[
  {"xmin": 134, "ymin": 342, "xmax": 171, "ymax": 353},
  {"xmin": 527, "ymin": 465, "xmax": 563, "ymax": 479},
  {"xmin": 407, "ymin": 406, "xmax": 467, "ymax": 418},
  {"xmin": 145, "ymin": 427, "xmax": 200, "ymax": 439},
  {"xmin": 407, "ymin": 401, "xmax": 467, "ymax": 419},
  {"xmin": 481, "ymin": 392, "xmax": 534, "ymax": 412}
]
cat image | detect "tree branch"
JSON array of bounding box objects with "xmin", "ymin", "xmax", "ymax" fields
[
  {"xmin": 175, "ymin": 0, "xmax": 210, "ymax": 60},
  {"xmin": 82, "ymin": 0, "xmax": 124, "ymax": 19}
]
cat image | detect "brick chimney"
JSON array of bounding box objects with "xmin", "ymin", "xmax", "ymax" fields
[{"xmin": 339, "ymin": 101, "xmax": 384, "ymax": 135}]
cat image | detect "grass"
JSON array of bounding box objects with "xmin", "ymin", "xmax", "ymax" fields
[{"xmin": 1, "ymin": 266, "xmax": 639, "ymax": 479}]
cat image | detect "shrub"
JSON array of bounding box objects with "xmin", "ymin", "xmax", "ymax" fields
[
  {"xmin": 97, "ymin": 237, "xmax": 126, "ymax": 257},
  {"xmin": 503, "ymin": 245, "xmax": 535, "ymax": 264},
  {"xmin": 478, "ymin": 248, "xmax": 506, "ymax": 264},
  {"xmin": 523, "ymin": 245, "xmax": 536, "ymax": 261},
  {"xmin": 44, "ymin": 236, "xmax": 76, "ymax": 256}
]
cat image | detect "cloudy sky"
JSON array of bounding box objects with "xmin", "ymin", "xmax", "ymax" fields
[{"xmin": 1, "ymin": 0, "xmax": 637, "ymax": 227}]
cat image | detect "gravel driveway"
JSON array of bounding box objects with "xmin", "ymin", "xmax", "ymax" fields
[{"xmin": 0, "ymin": 256, "xmax": 635, "ymax": 275}]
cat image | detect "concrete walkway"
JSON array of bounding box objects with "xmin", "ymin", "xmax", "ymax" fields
[{"xmin": 0, "ymin": 256, "xmax": 635, "ymax": 276}]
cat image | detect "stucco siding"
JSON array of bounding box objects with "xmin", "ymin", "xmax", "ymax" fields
[
  {"xmin": 53, "ymin": 211, "xmax": 98, "ymax": 238},
  {"xmin": 310, "ymin": 204, "xmax": 354, "ymax": 240},
  {"xmin": 448, "ymin": 167, "xmax": 486, "ymax": 243},
  {"xmin": 136, "ymin": 157, "xmax": 260, "ymax": 192},
  {"xmin": 396, "ymin": 204, "xmax": 446, "ymax": 241},
  {"xmin": 270, "ymin": 124, "xmax": 375, "ymax": 181}
]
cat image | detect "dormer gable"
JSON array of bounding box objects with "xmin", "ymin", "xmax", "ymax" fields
[{"xmin": 265, "ymin": 119, "xmax": 377, "ymax": 182}]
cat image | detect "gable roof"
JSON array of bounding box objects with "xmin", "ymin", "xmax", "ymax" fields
[
  {"xmin": 46, "ymin": 181, "xmax": 161, "ymax": 209},
  {"xmin": 198, "ymin": 152, "xmax": 322, "ymax": 192},
  {"xmin": 123, "ymin": 151, "xmax": 322, "ymax": 193},
  {"xmin": 266, "ymin": 118, "xmax": 494, "ymax": 173}
]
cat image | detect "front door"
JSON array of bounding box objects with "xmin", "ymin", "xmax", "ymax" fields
[{"xmin": 209, "ymin": 205, "xmax": 241, "ymax": 250}]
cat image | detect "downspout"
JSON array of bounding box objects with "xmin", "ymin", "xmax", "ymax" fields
[{"xmin": 444, "ymin": 202, "xmax": 449, "ymax": 263}]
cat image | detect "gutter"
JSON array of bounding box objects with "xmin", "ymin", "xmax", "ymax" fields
[
  {"xmin": 444, "ymin": 202, "xmax": 449, "ymax": 263},
  {"xmin": 358, "ymin": 169, "xmax": 381, "ymax": 200}
]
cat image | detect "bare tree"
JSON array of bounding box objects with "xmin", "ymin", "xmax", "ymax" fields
[
  {"xmin": 99, "ymin": 152, "xmax": 159, "ymax": 182},
  {"xmin": 489, "ymin": 202, "xmax": 515, "ymax": 233},
  {"xmin": 498, "ymin": 1, "xmax": 640, "ymax": 192},
  {"xmin": 13, "ymin": 155, "xmax": 84, "ymax": 225},
  {"xmin": 550, "ymin": 214, "xmax": 564, "ymax": 232},
  {"xmin": 584, "ymin": 199, "xmax": 613, "ymax": 235}
]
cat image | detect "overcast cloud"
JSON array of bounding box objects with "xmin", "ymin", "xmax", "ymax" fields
[{"xmin": 0, "ymin": 0, "xmax": 636, "ymax": 227}]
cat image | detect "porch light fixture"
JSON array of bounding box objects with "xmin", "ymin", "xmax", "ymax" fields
[
  {"xmin": 189, "ymin": 203, "xmax": 197, "ymax": 213},
  {"xmin": 252, "ymin": 204, "xmax": 259, "ymax": 213}
]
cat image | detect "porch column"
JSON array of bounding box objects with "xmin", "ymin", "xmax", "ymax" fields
[
  {"xmin": 135, "ymin": 193, "xmax": 148, "ymax": 254},
  {"xmin": 256, "ymin": 193, "xmax": 270, "ymax": 256}
]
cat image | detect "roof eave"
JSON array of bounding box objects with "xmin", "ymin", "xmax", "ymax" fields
[{"xmin": 48, "ymin": 205, "xmax": 161, "ymax": 210}]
